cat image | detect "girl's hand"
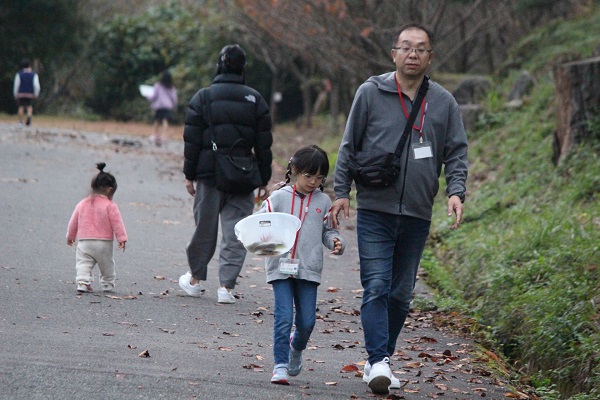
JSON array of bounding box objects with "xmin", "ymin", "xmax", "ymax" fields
[
  {"xmin": 118, "ymin": 241, "xmax": 127, "ymax": 252},
  {"xmin": 67, "ymin": 239, "xmax": 75, "ymax": 246},
  {"xmin": 330, "ymin": 238, "xmax": 342, "ymax": 255}
]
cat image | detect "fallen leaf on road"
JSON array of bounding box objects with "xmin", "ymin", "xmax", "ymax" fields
[
  {"xmin": 325, "ymin": 381, "xmax": 338, "ymax": 386},
  {"xmin": 505, "ymin": 392, "xmax": 529, "ymax": 399},
  {"xmin": 127, "ymin": 344, "xmax": 137, "ymax": 349},
  {"xmin": 341, "ymin": 364, "xmax": 359, "ymax": 372},
  {"xmin": 154, "ymin": 275, "xmax": 165, "ymax": 280},
  {"xmin": 138, "ymin": 350, "xmax": 150, "ymax": 357},
  {"xmin": 327, "ymin": 287, "xmax": 340, "ymax": 292},
  {"xmin": 405, "ymin": 361, "xmax": 423, "ymax": 368},
  {"xmin": 102, "ymin": 332, "xmax": 115, "ymax": 336},
  {"xmin": 218, "ymin": 346, "xmax": 233, "ymax": 351},
  {"xmin": 242, "ymin": 363, "xmax": 264, "ymax": 371}
]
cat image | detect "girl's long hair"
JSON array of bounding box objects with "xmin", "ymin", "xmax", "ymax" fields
[{"xmin": 279, "ymin": 144, "xmax": 329, "ymax": 191}]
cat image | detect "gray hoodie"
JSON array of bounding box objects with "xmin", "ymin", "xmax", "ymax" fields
[
  {"xmin": 334, "ymin": 72, "xmax": 468, "ymax": 221},
  {"xmin": 256, "ymin": 186, "xmax": 345, "ymax": 284}
]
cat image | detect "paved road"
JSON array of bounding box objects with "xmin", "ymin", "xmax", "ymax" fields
[{"xmin": 0, "ymin": 123, "xmax": 517, "ymax": 399}]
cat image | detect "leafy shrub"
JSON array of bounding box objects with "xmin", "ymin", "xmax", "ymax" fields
[{"xmin": 88, "ymin": 3, "xmax": 211, "ymax": 120}]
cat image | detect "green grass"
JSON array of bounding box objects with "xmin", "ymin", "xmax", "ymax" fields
[{"xmin": 425, "ymin": 36, "xmax": 600, "ymax": 398}]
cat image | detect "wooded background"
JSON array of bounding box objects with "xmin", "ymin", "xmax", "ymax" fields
[{"xmin": 0, "ymin": 0, "xmax": 592, "ymax": 126}]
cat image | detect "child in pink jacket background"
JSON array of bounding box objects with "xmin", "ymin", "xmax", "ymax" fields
[{"xmin": 67, "ymin": 163, "xmax": 127, "ymax": 293}]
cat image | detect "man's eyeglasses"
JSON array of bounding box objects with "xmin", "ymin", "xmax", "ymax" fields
[
  {"xmin": 301, "ymin": 172, "xmax": 326, "ymax": 183},
  {"xmin": 392, "ymin": 46, "xmax": 432, "ymax": 56}
]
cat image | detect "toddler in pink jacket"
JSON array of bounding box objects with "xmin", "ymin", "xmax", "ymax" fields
[{"xmin": 66, "ymin": 163, "xmax": 127, "ymax": 293}]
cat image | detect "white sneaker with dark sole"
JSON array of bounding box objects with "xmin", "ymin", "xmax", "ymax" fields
[
  {"xmin": 364, "ymin": 357, "xmax": 392, "ymax": 394},
  {"xmin": 363, "ymin": 360, "xmax": 401, "ymax": 389}
]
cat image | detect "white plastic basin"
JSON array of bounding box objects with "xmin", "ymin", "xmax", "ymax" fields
[
  {"xmin": 139, "ymin": 84, "xmax": 154, "ymax": 98},
  {"xmin": 234, "ymin": 212, "xmax": 301, "ymax": 256}
]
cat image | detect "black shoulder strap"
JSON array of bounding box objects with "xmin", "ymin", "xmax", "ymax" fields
[
  {"xmin": 394, "ymin": 75, "xmax": 429, "ymax": 157},
  {"xmin": 202, "ymin": 87, "xmax": 219, "ymax": 151}
]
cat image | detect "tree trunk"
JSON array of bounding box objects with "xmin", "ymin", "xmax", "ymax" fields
[
  {"xmin": 329, "ymin": 81, "xmax": 340, "ymax": 134},
  {"xmin": 270, "ymin": 72, "xmax": 280, "ymax": 128},
  {"xmin": 552, "ymin": 55, "xmax": 600, "ymax": 163}
]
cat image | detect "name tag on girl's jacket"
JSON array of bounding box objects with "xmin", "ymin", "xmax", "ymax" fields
[{"xmin": 279, "ymin": 257, "xmax": 299, "ymax": 275}]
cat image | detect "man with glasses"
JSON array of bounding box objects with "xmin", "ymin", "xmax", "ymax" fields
[{"xmin": 331, "ymin": 23, "xmax": 468, "ymax": 395}]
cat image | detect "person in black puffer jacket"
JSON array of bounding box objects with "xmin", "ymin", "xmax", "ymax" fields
[{"xmin": 180, "ymin": 44, "xmax": 273, "ymax": 304}]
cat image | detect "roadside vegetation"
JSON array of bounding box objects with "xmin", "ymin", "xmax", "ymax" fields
[{"xmin": 423, "ymin": 9, "xmax": 600, "ymax": 399}]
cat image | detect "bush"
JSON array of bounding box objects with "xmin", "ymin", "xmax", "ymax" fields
[{"xmin": 88, "ymin": 3, "xmax": 209, "ymax": 120}]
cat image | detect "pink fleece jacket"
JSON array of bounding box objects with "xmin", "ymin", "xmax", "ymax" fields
[{"xmin": 66, "ymin": 195, "xmax": 128, "ymax": 243}]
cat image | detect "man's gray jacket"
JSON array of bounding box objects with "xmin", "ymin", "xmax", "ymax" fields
[{"xmin": 334, "ymin": 71, "xmax": 468, "ymax": 221}]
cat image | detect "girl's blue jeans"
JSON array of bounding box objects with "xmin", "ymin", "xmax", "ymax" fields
[
  {"xmin": 357, "ymin": 209, "xmax": 431, "ymax": 365},
  {"xmin": 272, "ymin": 278, "xmax": 318, "ymax": 367}
]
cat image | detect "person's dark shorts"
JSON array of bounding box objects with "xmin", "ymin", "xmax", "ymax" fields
[
  {"xmin": 154, "ymin": 108, "xmax": 174, "ymax": 122},
  {"xmin": 17, "ymin": 98, "xmax": 33, "ymax": 107}
]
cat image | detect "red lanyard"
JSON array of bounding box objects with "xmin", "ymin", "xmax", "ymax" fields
[
  {"xmin": 289, "ymin": 185, "xmax": 313, "ymax": 259},
  {"xmin": 395, "ymin": 75, "xmax": 427, "ymax": 141}
]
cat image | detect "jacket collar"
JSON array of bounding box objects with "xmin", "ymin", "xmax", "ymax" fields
[{"xmin": 212, "ymin": 73, "xmax": 244, "ymax": 84}]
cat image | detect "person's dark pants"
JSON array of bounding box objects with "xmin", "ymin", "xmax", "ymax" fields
[{"xmin": 186, "ymin": 181, "xmax": 254, "ymax": 289}]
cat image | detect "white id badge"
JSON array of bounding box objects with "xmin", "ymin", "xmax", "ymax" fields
[
  {"xmin": 279, "ymin": 258, "xmax": 299, "ymax": 275},
  {"xmin": 412, "ymin": 141, "xmax": 433, "ymax": 159}
]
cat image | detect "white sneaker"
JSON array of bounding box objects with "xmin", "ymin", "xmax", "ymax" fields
[
  {"xmin": 217, "ymin": 287, "xmax": 236, "ymax": 304},
  {"xmin": 363, "ymin": 357, "xmax": 392, "ymax": 394},
  {"xmin": 101, "ymin": 283, "xmax": 115, "ymax": 292},
  {"xmin": 288, "ymin": 344, "xmax": 303, "ymax": 376},
  {"xmin": 178, "ymin": 272, "xmax": 203, "ymax": 297},
  {"xmin": 363, "ymin": 360, "xmax": 401, "ymax": 389},
  {"xmin": 270, "ymin": 365, "xmax": 289, "ymax": 385},
  {"xmin": 76, "ymin": 282, "xmax": 92, "ymax": 293}
]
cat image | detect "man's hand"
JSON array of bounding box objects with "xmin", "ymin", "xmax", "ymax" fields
[
  {"xmin": 330, "ymin": 198, "xmax": 350, "ymax": 229},
  {"xmin": 447, "ymin": 195, "xmax": 464, "ymax": 230},
  {"xmin": 185, "ymin": 180, "xmax": 195, "ymax": 196}
]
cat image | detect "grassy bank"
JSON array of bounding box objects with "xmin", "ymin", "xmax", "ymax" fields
[{"xmin": 425, "ymin": 9, "xmax": 600, "ymax": 398}]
